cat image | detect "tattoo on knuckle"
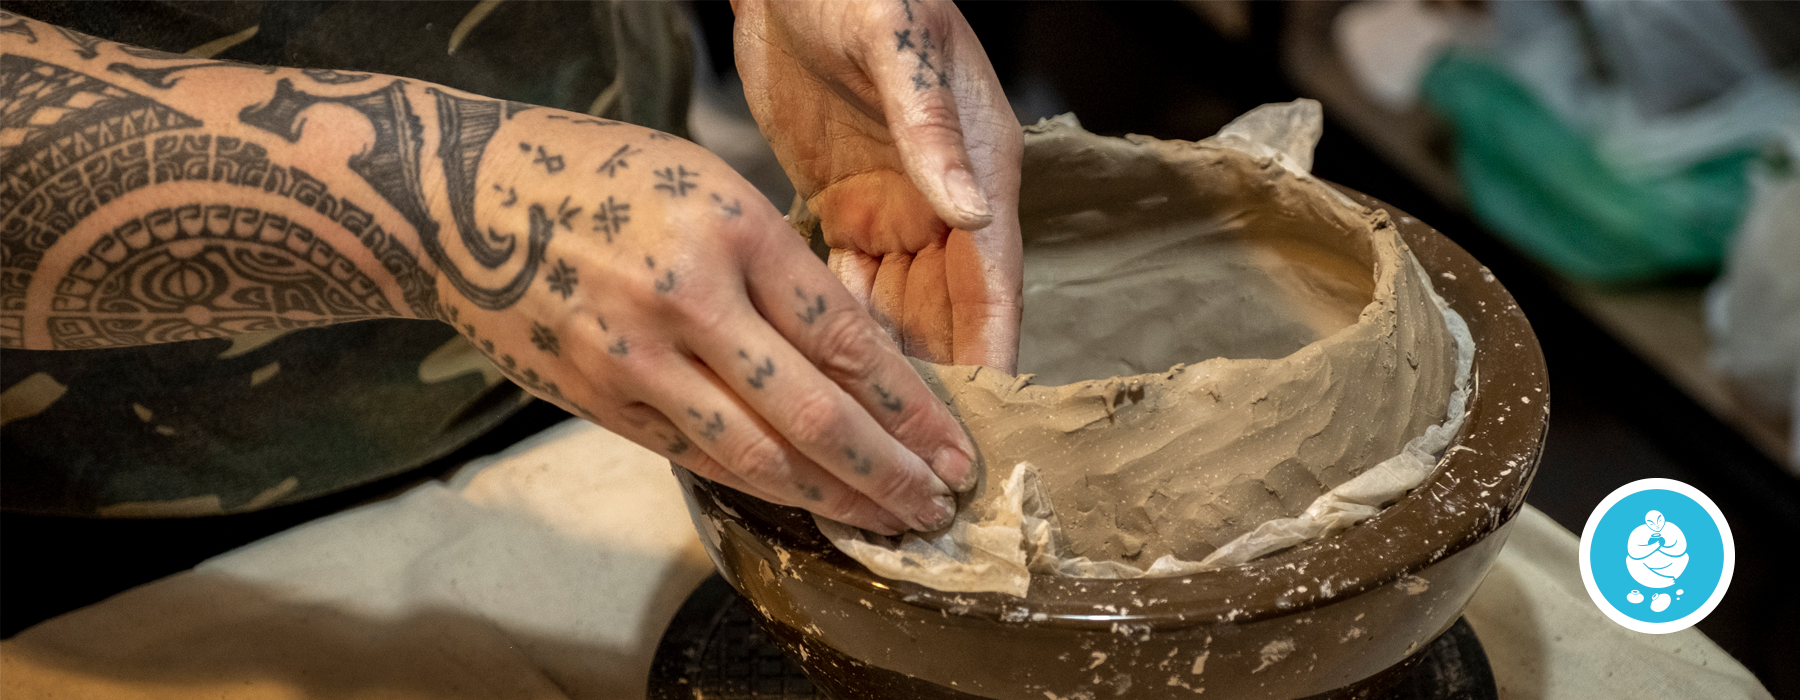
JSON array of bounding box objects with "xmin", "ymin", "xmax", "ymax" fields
[
  {"xmin": 844, "ymin": 446, "xmax": 877, "ymax": 476},
  {"xmin": 815, "ymin": 315, "xmax": 880, "ymax": 381},
  {"xmin": 736, "ymin": 349, "xmax": 777, "ymax": 389},
  {"xmin": 688, "ymin": 408, "xmax": 726, "ymax": 441},
  {"xmin": 794, "ymin": 287, "xmax": 828, "ymax": 325},
  {"xmin": 786, "ymin": 392, "xmax": 844, "ymax": 447},
  {"xmin": 732, "ymin": 438, "xmax": 786, "ymax": 483},
  {"xmin": 666, "ymin": 432, "xmax": 692, "ymax": 456},
  {"xmin": 872, "ymin": 382, "xmax": 903, "ymax": 412}
]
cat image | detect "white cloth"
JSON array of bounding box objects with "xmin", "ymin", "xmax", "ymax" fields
[
  {"xmin": 0, "ymin": 419, "xmax": 715, "ymax": 700},
  {"xmin": 0, "ymin": 420, "xmax": 1772, "ymax": 700}
]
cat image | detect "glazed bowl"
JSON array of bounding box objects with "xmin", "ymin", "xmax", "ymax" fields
[{"xmin": 676, "ymin": 174, "xmax": 1546, "ymax": 699}]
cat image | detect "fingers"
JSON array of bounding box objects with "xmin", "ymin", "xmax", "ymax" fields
[
  {"xmin": 681, "ymin": 300, "xmax": 965, "ymax": 532},
  {"xmin": 944, "ymin": 226, "xmax": 1022, "ymax": 373},
  {"xmin": 827, "ymin": 248, "xmax": 878, "ymax": 309},
  {"xmin": 869, "ymin": 250, "xmax": 911, "ymax": 348},
  {"xmin": 628, "ymin": 353, "xmax": 913, "ymax": 535},
  {"xmin": 902, "ymin": 242, "xmax": 955, "ymax": 363},
  {"xmin": 603, "ymin": 401, "xmax": 789, "ymax": 506},
  {"xmin": 741, "ymin": 236, "xmax": 980, "ymax": 497}
]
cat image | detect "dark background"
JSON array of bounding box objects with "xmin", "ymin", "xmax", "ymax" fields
[{"xmin": 6, "ymin": 2, "xmax": 1795, "ymax": 697}]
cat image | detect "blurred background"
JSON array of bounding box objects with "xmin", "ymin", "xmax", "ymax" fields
[{"xmin": 6, "ymin": 1, "xmax": 1797, "ymax": 696}]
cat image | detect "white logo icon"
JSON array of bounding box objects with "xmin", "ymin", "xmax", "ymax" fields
[
  {"xmin": 1581, "ymin": 479, "xmax": 1733, "ymax": 633},
  {"xmin": 1625, "ymin": 510, "xmax": 1688, "ymax": 587},
  {"xmin": 1624, "ymin": 510, "xmax": 1688, "ymax": 613}
]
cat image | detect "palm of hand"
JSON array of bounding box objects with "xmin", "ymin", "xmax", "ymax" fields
[{"xmin": 737, "ymin": 0, "xmax": 1023, "ymax": 372}]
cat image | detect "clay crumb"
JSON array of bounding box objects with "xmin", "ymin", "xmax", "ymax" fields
[
  {"xmin": 1086, "ymin": 652, "xmax": 1107, "ymax": 670},
  {"xmin": 1191, "ymin": 650, "xmax": 1209, "ymax": 675},
  {"xmin": 1251, "ymin": 639, "xmax": 1296, "ymax": 673},
  {"xmin": 1396, "ymin": 574, "xmax": 1431, "ymax": 595}
]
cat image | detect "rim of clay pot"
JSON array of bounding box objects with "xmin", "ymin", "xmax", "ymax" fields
[{"xmin": 706, "ymin": 187, "xmax": 1548, "ymax": 632}]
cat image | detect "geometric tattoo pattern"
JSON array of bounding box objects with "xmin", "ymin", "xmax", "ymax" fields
[
  {"xmin": 47, "ymin": 203, "xmax": 395, "ymax": 348},
  {"xmin": 238, "ymin": 80, "xmax": 548, "ymax": 311},
  {"xmin": 0, "ymin": 56, "xmax": 439, "ymax": 346},
  {"xmin": 0, "ymin": 55, "xmax": 202, "ymax": 345}
]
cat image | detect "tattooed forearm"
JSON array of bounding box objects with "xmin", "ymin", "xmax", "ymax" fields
[
  {"xmin": 239, "ymin": 81, "xmax": 550, "ymax": 311},
  {"xmin": 49, "ymin": 24, "xmax": 104, "ymax": 59},
  {"xmin": 46, "ymin": 203, "xmax": 395, "ymax": 348},
  {"xmin": 0, "ymin": 55, "xmax": 435, "ymax": 346},
  {"xmin": 546, "ymin": 114, "xmax": 624, "ymax": 128},
  {"xmin": 115, "ymin": 44, "xmax": 193, "ymax": 61},
  {"xmin": 108, "ymin": 60, "xmax": 275, "ymax": 90},
  {"xmin": 301, "ymin": 68, "xmax": 372, "ymax": 85},
  {"xmin": 0, "ymin": 16, "xmax": 36, "ymax": 43}
]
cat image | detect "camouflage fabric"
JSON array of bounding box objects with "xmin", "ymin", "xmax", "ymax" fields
[{"xmin": 0, "ymin": 0, "xmax": 694, "ymax": 516}]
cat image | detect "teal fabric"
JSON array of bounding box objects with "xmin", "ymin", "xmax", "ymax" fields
[{"xmin": 1422, "ymin": 52, "xmax": 1754, "ymax": 283}]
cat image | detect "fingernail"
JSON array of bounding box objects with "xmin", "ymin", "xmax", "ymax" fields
[
  {"xmin": 872, "ymin": 509, "xmax": 908, "ymax": 536},
  {"xmin": 943, "ymin": 166, "xmax": 992, "ymax": 227},
  {"xmin": 917, "ymin": 494, "xmax": 957, "ymax": 531},
  {"xmin": 935, "ymin": 446, "xmax": 978, "ymax": 493}
]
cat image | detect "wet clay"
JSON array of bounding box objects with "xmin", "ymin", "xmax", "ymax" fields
[{"xmin": 900, "ymin": 114, "xmax": 1458, "ymax": 568}]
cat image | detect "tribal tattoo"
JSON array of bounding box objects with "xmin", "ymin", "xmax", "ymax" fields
[{"xmin": 0, "ymin": 56, "xmax": 435, "ymax": 346}]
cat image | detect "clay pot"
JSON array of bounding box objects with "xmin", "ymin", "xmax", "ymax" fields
[{"xmin": 675, "ymin": 187, "xmax": 1547, "ymax": 700}]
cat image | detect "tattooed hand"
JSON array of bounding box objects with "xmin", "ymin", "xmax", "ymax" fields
[
  {"xmin": 734, "ymin": 0, "xmax": 1024, "ymax": 373},
  {"xmin": 0, "ymin": 12, "xmax": 977, "ymax": 535},
  {"xmin": 447, "ymin": 120, "xmax": 980, "ymax": 535}
]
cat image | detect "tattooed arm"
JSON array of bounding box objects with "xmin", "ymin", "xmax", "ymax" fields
[
  {"xmin": 0, "ymin": 12, "xmax": 977, "ymax": 535},
  {"xmin": 735, "ymin": 0, "xmax": 1025, "ymax": 373}
]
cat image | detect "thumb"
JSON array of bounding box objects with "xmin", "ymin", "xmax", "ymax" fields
[{"xmin": 871, "ymin": 20, "xmax": 992, "ymax": 231}]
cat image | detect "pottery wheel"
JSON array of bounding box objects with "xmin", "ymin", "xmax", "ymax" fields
[{"xmin": 648, "ymin": 576, "xmax": 1498, "ymax": 700}]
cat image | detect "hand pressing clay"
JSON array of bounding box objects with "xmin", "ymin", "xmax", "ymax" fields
[{"xmin": 818, "ymin": 103, "xmax": 1472, "ymax": 596}]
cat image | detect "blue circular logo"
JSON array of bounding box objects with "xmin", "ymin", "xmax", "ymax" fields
[{"xmin": 1579, "ymin": 479, "xmax": 1734, "ymax": 634}]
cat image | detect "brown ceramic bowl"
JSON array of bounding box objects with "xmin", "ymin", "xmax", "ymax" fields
[{"xmin": 675, "ymin": 187, "xmax": 1547, "ymax": 700}]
